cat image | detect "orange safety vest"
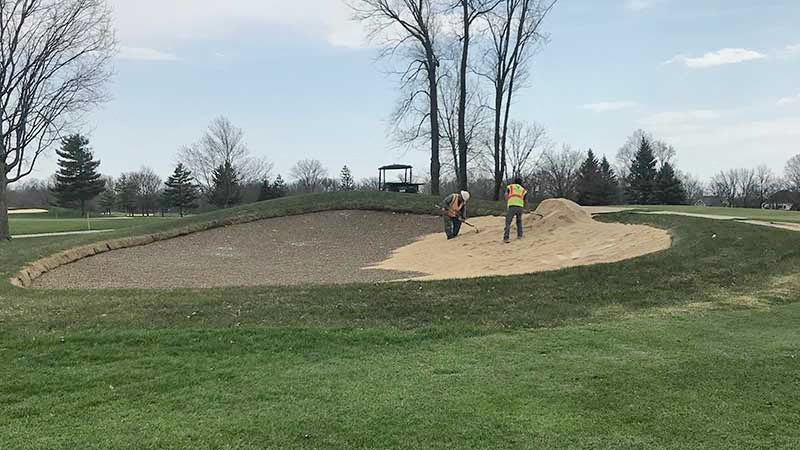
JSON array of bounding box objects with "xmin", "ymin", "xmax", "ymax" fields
[
  {"xmin": 448, "ymin": 194, "xmax": 463, "ymax": 217},
  {"xmin": 506, "ymin": 184, "xmax": 526, "ymax": 208}
]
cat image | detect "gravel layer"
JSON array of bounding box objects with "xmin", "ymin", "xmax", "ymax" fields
[{"xmin": 34, "ymin": 211, "xmax": 442, "ymax": 289}]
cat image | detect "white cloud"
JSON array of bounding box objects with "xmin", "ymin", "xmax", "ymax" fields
[
  {"xmin": 581, "ymin": 101, "xmax": 638, "ymax": 113},
  {"xmin": 118, "ymin": 46, "xmax": 179, "ymax": 61},
  {"xmin": 110, "ymin": 0, "xmax": 367, "ymax": 49},
  {"xmin": 778, "ymin": 93, "xmax": 800, "ymax": 106},
  {"xmin": 663, "ymin": 48, "xmax": 766, "ymax": 68}
]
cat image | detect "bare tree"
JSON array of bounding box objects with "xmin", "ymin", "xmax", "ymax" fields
[
  {"xmin": 538, "ymin": 143, "xmax": 581, "ymax": 199},
  {"xmin": 710, "ymin": 170, "xmax": 740, "ymax": 207},
  {"xmin": 290, "ymin": 159, "xmax": 329, "ymax": 193},
  {"xmin": 786, "ymin": 154, "xmax": 800, "ymax": 192},
  {"xmin": 129, "ymin": 167, "xmax": 161, "ymax": 216},
  {"xmin": 177, "ymin": 116, "xmax": 272, "ymax": 194},
  {"xmin": 754, "ymin": 165, "xmax": 778, "ymax": 207},
  {"xmin": 480, "ymin": 0, "xmax": 557, "ymax": 199},
  {"xmin": 0, "ymin": 0, "xmax": 115, "ymax": 240},
  {"xmin": 350, "ymin": 0, "xmax": 444, "ymax": 195},
  {"xmin": 735, "ymin": 168, "xmax": 757, "ymax": 208},
  {"xmin": 505, "ymin": 120, "xmax": 548, "ymax": 180},
  {"xmin": 358, "ymin": 176, "xmax": 382, "ymax": 191},
  {"xmin": 678, "ymin": 171, "xmax": 704, "ymax": 201},
  {"xmin": 454, "ymin": 0, "xmax": 504, "ymax": 191},
  {"xmin": 437, "ymin": 53, "xmax": 488, "ymax": 181}
]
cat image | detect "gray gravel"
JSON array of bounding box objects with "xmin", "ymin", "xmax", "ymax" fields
[{"xmin": 34, "ymin": 210, "xmax": 442, "ymax": 289}]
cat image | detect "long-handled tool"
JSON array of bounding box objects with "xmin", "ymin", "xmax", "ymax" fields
[{"xmin": 433, "ymin": 204, "xmax": 481, "ymax": 234}]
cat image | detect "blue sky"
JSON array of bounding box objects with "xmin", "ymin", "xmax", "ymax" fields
[{"xmin": 29, "ymin": 0, "xmax": 800, "ymax": 184}]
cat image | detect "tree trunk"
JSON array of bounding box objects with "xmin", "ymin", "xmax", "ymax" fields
[
  {"xmin": 0, "ymin": 170, "xmax": 9, "ymax": 241},
  {"xmin": 492, "ymin": 83, "xmax": 504, "ymax": 201},
  {"xmin": 427, "ymin": 49, "xmax": 441, "ymax": 196},
  {"xmin": 457, "ymin": 3, "xmax": 470, "ymax": 191}
]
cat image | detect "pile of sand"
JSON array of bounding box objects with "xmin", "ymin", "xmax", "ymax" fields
[{"xmin": 366, "ymin": 198, "xmax": 671, "ymax": 280}]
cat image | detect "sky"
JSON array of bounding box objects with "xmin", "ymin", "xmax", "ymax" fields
[{"xmin": 27, "ymin": 0, "xmax": 800, "ymax": 184}]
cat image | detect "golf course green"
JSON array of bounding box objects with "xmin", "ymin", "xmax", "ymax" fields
[{"xmin": 2, "ymin": 192, "xmax": 799, "ymax": 449}]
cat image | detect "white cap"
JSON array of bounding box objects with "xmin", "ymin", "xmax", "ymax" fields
[{"xmin": 460, "ymin": 190, "xmax": 471, "ymax": 202}]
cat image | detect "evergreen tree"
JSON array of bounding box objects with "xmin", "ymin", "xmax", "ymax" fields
[
  {"xmin": 52, "ymin": 134, "xmax": 105, "ymax": 215},
  {"xmin": 576, "ymin": 150, "xmax": 602, "ymax": 206},
  {"xmin": 258, "ymin": 178, "xmax": 274, "ymax": 202},
  {"xmin": 340, "ymin": 165, "xmax": 355, "ymax": 192},
  {"xmin": 99, "ymin": 189, "xmax": 116, "ymax": 215},
  {"xmin": 163, "ymin": 163, "xmax": 199, "ymax": 217},
  {"xmin": 654, "ymin": 162, "xmax": 687, "ymax": 205},
  {"xmin": 272, "ymin": 175, "xmax": 287, "ymax": 198},
  {"xmin": 114, "ymin": 174, "xmax": 138, "ymax": 216},
  {"xmin": 209, "ymin": 161, "xmax": 241, "ymax": 208},
  {"xmin": 625, "ymin": 136, "xmax": 658, "ymax": 204},
  {"xmin": 599, "ymin": 156, "xmax": 620, "ymax": 205}
]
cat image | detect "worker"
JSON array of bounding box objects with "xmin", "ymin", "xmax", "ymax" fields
[
  {"xmin": 440, "ymin": 190, "xmax": 471, "ymax": 239},
  {"xmin": 503, "ymin": 177, "xmax": 528, "ymax": 243}
]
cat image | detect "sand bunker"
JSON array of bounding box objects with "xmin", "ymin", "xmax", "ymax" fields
[{"xmin": 367, "ymin": 199, "xmax": 671, "ymax": 280}]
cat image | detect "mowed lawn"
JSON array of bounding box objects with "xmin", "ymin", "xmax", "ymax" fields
[
  {"xmin": 629, "ymin": 204, "xmax": 800, "ymax": 223},
  {"xmin": 9, "ymin": 216, "xmax": 179, "ymax": 236},
  {"xmin": 2, "ymin": 193, "xmax": 800, "ymax": 449}
]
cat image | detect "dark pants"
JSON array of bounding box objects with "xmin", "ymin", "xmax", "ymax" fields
[
  {"xmin": 504, "ymin": 206, "xmax": 524, "ymax": 240},
  {"xmin": 444, "ymin": 216, "xmax": 462, "ymax": 239}
]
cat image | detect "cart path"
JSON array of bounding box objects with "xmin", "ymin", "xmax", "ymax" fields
[{"xmin": 12, "ymin": 229, "xmax": 115, "ymax": 239}]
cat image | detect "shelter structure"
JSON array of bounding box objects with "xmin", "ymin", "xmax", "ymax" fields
[{"xmin": 378, "ymin": 164, "xmax": 425, "ymax": 193}]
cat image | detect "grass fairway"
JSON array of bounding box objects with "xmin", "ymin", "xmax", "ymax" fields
[
  {"xmin": 2, "ymin": 192, "xmax": 800, "ymax": 449},
  {"xmin": 629, "ymin": 204, "xmax": 800, "ymax": 223},
  {"xmin": 9, "ymin": 217, "xmax": 177, "ymax": 236}
]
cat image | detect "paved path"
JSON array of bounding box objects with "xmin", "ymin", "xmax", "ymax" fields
[
  {"xmin": 12, "ymin": 229, "xmax": 114, "ymax": 239},
  {"xmin": 633, "ymin": 211, "xmax": 747, "ymax": 220},
  {"xmin": 8, "ymin": 209, "xmax": 49, "ymax": 214},
  {"xmin": 582, "ymin": 206, "xmax": 633, "ymax": 214}
]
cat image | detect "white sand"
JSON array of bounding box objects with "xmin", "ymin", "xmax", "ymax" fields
[{"xmin": 367, "ymin": 198, "xmax": 672, "ymax": 281}]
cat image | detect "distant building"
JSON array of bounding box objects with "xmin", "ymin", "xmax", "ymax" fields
[
  {"xmin": 763, "ymin": 190, "xmax": 799, "ymax": 211},
  {"xmin": 694, "ymin": 196, "xmax": 724, "ymax": 207}
]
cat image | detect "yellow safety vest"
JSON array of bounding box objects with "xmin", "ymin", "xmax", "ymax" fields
[
  {"xmin": 506, "ymin": 184, "xmax": 526, "ymax": 208},
  {"xmin": 448, "ymin": 194, "xmax": 463, "ymax": 217}
]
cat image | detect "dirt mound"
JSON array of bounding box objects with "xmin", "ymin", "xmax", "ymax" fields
[{"xmin": 367, "ymin": 199, "xmax": 671, "ymax": 280}]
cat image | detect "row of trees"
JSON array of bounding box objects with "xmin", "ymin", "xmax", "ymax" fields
[
  {"xmin": 709, "ymin": 164, "xmax": 797, "ymax": 209},
  {"xmin": 351, "ymin": 0, "xmax": 559, "ymax": 198}
]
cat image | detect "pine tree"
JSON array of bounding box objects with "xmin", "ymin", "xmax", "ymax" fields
[
  {"xmin": 654, "ymin": 162, "xmax": 687, "ymax": 205},
  {"xmin": 52, "ymin": 134, "xmax": 105, "ymax": 215},
  {"xmin": 163, "ymin": 163, "xmax": 199, "ymax": 217},
  {"xmin": 258, "ymin": 178, "xmax": 274, "ymax": 202},
  {"xmin": 115, "ymin": 174, "xmax": 138, "ymax": 216},
  {"xmin": 99, "ymin": 189, "xmax": 116, "ymax": 215},
  {"xmin": 272, "ymin": 175, "xmax": 287, "ymax": 198},
  {"xmin": 209, "ymin": 161, "xmax": 241, "ymax": 208},
  {"xmin": 340, "ymin": 165, "xmax": 355, "ymax": 192},
  {"xmin": 576, "ymin": 150, "xmax": 602, "ymax": 206},
  {"xmin": 625, "ymin": 136, "xmax": 658, "ymax": 204},
  {"xmin": 599, "ymin": 156, "xmax": 619, "ymax": 205}
]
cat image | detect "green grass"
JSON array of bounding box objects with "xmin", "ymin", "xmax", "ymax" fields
[
  {"xmin": 9, "ymin": 217, "xmax": 178, "ymax": 236},
  {"xmin": 627, "ymin": 204, "xmax": 800, "ymax": 223},
  {"xmin": 2, "ymin": 192, "xmax": 800, "ymax": 449}
]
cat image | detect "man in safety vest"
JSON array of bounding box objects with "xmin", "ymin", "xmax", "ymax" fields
[
  {"xmin": 503, "ymin": 177, "xmax": 528, "ymax": 243},
  {"xmin": 440, "ymin": 190, "xmax": 471, "ymax": 239}
]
